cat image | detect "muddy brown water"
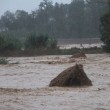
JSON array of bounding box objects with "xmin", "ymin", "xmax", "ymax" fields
[{"xmin": 0, "ymin": 54, "xmax": 110, "ymax": 110}]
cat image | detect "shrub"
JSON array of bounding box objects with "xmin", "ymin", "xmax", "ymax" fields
[
  {"xmin": 47, "ymin": 38, "xmax": 57, "ymax": 49},
  {"xmin": 25, "ymin": 33, "xmax": 58, "ymax": 49},
  {"xmin": 0, "ymin": 34, "xmax": 6, "ymax": 51},
  {"xmin": 0, "ymin": 58, "xmax": 9, "ymax": 64},
  {"xmin": 0, "ymin": 34, "xmax": 22, "ymax": 51},
  {"xmin": 25, "ymin": 33, "xmax": 48, "ymax": 49}
]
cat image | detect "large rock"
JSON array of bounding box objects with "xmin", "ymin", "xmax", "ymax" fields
[{"xmin": 49, "ymin": 64, "xmax": 92, "ymax": 87}]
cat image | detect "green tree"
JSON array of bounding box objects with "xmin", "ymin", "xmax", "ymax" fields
[
  {"xmin": 25, "ymin": 33, "xmax": 49, "ymax": 49},
  {"xmin": 0, "ymin": 34, "xmax": 22, "ymax": 51},
  {"xmin": 0, "ymin": 11, "xmax": 15, "ymax": 31},
  {"xmin": 0, "ymin": 0, "xmax": 108, "ymax": 39},
  {"xmin": 100, "ymin": 0, "xmax": 110, "ymax": 52},
  {"xmin": 85, "ymin": 0, "xmax": 108, "ymax": 37},
  {"xmin": 14, "ymin": 10, "xmax": 30, "ymax": 30},
  {"xmin": 35, "ymin": 0, "xmax": 53, "ymax": 34},
  {"xmin": 68, "ymin": 0, "xmax": 85, "ymax": 38}
]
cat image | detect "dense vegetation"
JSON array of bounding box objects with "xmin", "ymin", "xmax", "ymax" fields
[
  {"xmin": 0, "ymin": 0, "xmax": 108, "ymax": 39},
  {"xmin": 0, "ymin": 58, "xmax": 9, "ymax": 64},
  {"xmin": 0, "ymin": 34, "xmax": 22, "ymax": 51},
  {"xmin": 0, "ymin": 32, "xmax": 103, "ymax": 56},
  {"xmin": 0, "ymin": 33, "xmax": 57, "ymax": 54},
  {"xmin": 25, "ymin": 33, "xmax": 57, "ymax": 49},
  {"xmin": 0, "ymin": 0, "xmax": 109, "ymax": 56},
  {"xmin": 100, "ymin": 0, "xmax": 110, "ymax": 52}
]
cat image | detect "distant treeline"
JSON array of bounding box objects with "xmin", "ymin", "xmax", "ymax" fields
[{"xmin": 0, "ymin": 0, "xmax": 108, "ymax": 38}]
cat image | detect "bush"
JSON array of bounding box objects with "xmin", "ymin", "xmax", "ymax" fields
[
  {"xmin": 0, "ymin": 34, "xmax": 22, "ymax": 51},
  {"xmin": 0, "ymin": 58, "xmax": 9, "ymax": 64},
  {"xmin": 25, "ymin": 33, "xmax": 49, "ymax": 49},
  {"xmin": 0, "ymin": 35, "xmax": 5, "ymax": 51},
  {"xmin": 25, "ymin": 33, "xmax": 57, "ymax": 49},
  {"xmin": 47, "ymin": 38, "xmax": 57, "ymax": 49}
]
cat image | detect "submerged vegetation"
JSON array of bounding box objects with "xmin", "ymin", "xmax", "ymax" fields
[{"xmin": 0, "ymin": 58, "xmax": 9, "ymax": 64}]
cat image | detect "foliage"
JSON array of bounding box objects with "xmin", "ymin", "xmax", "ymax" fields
[
  {"xmin": 25, "ymin": 33, "xmax": 58, "ymax": 49},
  {"xmin": 0, "ymin": 34, "xmax": 22, "ymax": 51},
  {"xmin": 100, "ymin": 1, "xmax": 110, "ymax": 52},
  {"xmin": 25, "ymin": 33, "xmax": 49, "ymax": 49},
  {"xmin": 0, "ymin": 35, "xmax": 5, "ymax": 51},
  {"xmin": 0, "ymin": 0, "xmax": 108, "ymax": 38},
  {"xmin": 0, "ymin": 58, "xmax": 9, "ymax": 64},
  {"xmin": 47, "ymin": 38, "xmax": 57, "ymax": 49}
]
